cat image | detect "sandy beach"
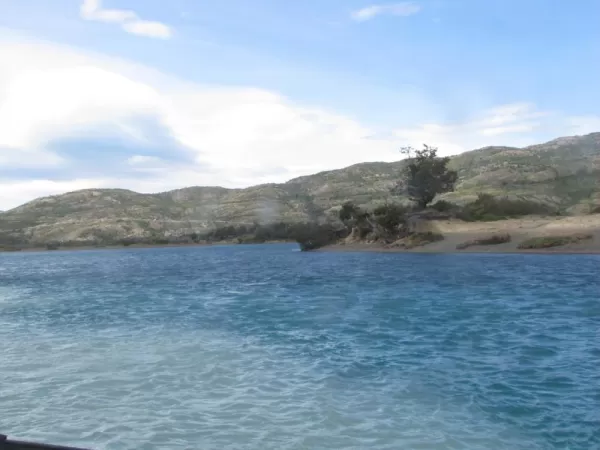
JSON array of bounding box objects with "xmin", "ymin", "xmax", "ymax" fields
[{"xmin": 318, "ymin": 214, "xmax": 600, "ymax": 254}]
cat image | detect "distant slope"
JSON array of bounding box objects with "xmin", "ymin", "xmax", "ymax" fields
[
  {"xmin": 448, "ymin": 133, "xmax": 600, "ymax": 209},
  {"xmin": 1, "ymin": 132, "xmax": 599, "ymax": 245}
]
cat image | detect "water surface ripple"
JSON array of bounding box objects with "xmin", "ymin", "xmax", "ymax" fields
[{"xmin": 1, "ymin": 245, "xmax": 599, "ymax": 449}]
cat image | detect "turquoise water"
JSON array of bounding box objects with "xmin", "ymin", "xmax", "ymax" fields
[{"xmin": 0, "ymin": 245, "xmax": 598, "ymax": 450}]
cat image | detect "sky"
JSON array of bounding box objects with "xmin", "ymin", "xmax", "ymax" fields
[{"xmin": 1, "ymin": 0, "xmax": 600, "ymax": 210}]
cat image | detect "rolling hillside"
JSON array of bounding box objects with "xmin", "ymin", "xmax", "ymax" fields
[{"xmin": 1, "ymin": 133, "xmax": 599, "ymax": 246}]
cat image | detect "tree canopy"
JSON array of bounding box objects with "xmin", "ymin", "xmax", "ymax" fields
[{"xmin": 397, "ymin": 145, "xmax": 458, "ymax": 209}]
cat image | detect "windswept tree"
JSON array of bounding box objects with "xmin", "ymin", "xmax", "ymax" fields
[{"xmin": 397, "ymin": 145, "xmax": 458, "ymax": 209}]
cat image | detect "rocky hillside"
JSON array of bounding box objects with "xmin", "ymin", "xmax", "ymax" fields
[{"xmin": 1, "ymin": 133, "xmax": 599, "ymax": 246}]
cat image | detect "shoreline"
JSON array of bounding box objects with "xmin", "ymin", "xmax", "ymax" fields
[
  {"xmin": 315, "ymin": 215, "xmax": 600, "ymax": 255},
  {"xmin": 1, "ymin": 242, "xmax": 211, "ymax": 254},
  {"xmin": 2, "ymin": 241, "xmax": 600, "ymax": 256},
  {"xmin": 3, "ymin": 215, "xmax": 600, "ymax": 256},
  {"xmin": 0, "ymin": 241, "xmax": 289, "ymax": 254},
  {"xmin": 314, "ymin": 243, "xmax": 600, "ymax": 255}
]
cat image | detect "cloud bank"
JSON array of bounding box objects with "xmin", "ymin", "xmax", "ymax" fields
[{"xmin": 0, "ymin": 36, "xmax": 597, "ymax": 210}]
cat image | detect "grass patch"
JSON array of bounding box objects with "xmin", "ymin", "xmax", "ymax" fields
[
  {"xmin": 459, "ymin": 194, "xmax": 557, "ymax": 222},
  {"xmin": 517, "ymin": 234, "xmax": 593, "ymax": 250},
  {"xmin": 456, "ymin": 234, "xmax": 511, "ymax": 250},
  {"xmin": 403, "ymin": 232, "xmax": 444, "ymax": 249}
]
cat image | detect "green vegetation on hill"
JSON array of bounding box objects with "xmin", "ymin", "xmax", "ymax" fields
[
  {"xmin": 517, "ymin": 234, "xmax": 593, "ymax": 249},
  {"xmin": 457, "ymin": 194, "xmax": 559, "ymax": 221},
  {"xmin": 456, "ymin": 234, "xmax": 512, "ymax": 250},
  {"xmin": 0, "ymin": 132, "xmax": 599, "ymax": 249},
  {"xmin": 0, "ymin": 222, "xmax": 345, "ymax": 251}
]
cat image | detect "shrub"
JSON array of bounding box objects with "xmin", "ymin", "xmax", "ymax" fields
[
  {"xmin": 456, "ymin": 234, "xmax": 511, "ymax": 250},
  {"xmin": 459, "ymin": 194, "xmax": 556, "ymax": 221},
  {"xmin": 517, "ymin": 234, "xmax": 592, "ymax": 250},
  {"xmin": 430, "ymin": 200, "xmax": 458, "ymax": 213},
  {"xmin": 356, "ymin": 223, "xmax": 373, "ymax": 239},
  {"xmin": 339, "ymin": 202, "xmax": 361, "ymax": 224},
  {"xmin": 292, "ymin": 224, "xmax": 347, "ymax": 251},
  {"xmin": 403, "ymin": 232, "xmax": 444, "ymax": 249},
  {"xmin": 372, "ymin": 204, "xmax": 408, "ymax": 234},
  {"xmin": 119, "ymin": 238, "xmax": 138, "ymax": 246}
]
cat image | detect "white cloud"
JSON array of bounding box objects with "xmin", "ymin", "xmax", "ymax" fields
[
  {"xmin": 80, "ymin": 0, "xmax": 172, "ymax": 39},
  {"xmin": 0, "ymin": 39, "xmax": 395, "ymax": 177},
  {"xmin": 80, "ymin": 0, "xmax": 136, "ymax": 23},
  {"xmin": 0, "ymin": 65, "xmax": 159, "ymax": 150},
  {"xmin": 0, "ymin": 37, "xmax": 398, "ymax": 209},
  {"xmin": 127, "ymin": 155, "xmax": 163, "ymax": 166},
  {"xmin": 391, "ymin": 102, "xmax": 593, "ymax": 156},
  {"xmin": 122, "ymin": 20, "xmax": 172, "ymax": 39},
  {"xmin": 351, "ymin": 2, "xmax": 421, "ymax": 22},
  {"xmin": 0, "ymin": 35, "xmax": 597, "ymax": 210}
]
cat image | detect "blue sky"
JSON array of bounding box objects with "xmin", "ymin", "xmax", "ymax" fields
[{"xmin": 1, "ymin": 0, "xmax": 599, "ymax": 209}]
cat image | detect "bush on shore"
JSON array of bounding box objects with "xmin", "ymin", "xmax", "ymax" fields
[
  {"xmin": 517, "ymin": 234, "xmax": 592, "ymax": 249},
  {"xmin": 372, "ymin": 204, "xmax": 409, "ymax": 234},
  {"xmin": 399, "ymin": 232, "xmax": 444, "ymax": 249},
  {"xmin": 430, "ymin": 200, "xmax": 459, "ymax": 213},
  {"xmin": 456, "ymin": 234, "xmax": 511, "ymax": 250},
  {"xmin": 186, "ymin": 221, "xmax": 348, "ymax": 251},
  {"xmin": 292, "ymin": 223, "xmax": 348, "ymax": 251}
]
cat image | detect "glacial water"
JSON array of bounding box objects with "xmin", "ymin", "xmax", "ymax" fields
[{"xmin": 0, "ymin": 244, "xmax": 598, "ymax": 449}]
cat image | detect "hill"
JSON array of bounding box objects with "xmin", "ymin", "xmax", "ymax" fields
[{"xmin": 1, "ymin": 132, "xmax": 599, "ymax": 247}]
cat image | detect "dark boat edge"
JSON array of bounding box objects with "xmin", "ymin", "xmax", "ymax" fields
[{"xmin": 0, "ymin": 434, "xmax": 92, "ymax": 450}]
